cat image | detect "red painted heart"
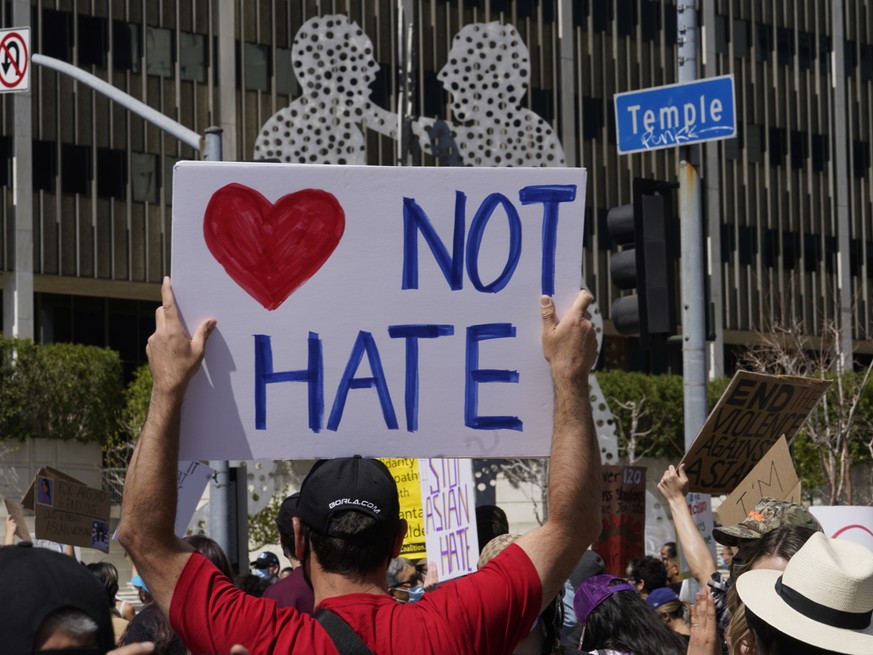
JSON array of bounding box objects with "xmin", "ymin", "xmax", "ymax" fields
[{"xmin": 203, "ymin": 183, "xmax": 345, "ymax": 310}]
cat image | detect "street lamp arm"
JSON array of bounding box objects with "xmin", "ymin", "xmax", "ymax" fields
[{"xmin": 32, "ymin": 53, "xmax": 203, "ymax": 152}]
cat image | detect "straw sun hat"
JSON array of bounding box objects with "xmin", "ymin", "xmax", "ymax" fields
[{"xmin": 736, "ymin": 532, "xmax": 873, "ymax": 654}]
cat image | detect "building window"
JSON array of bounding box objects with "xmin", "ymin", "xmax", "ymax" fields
[
  {"xmin": 180, "ymin": 32, "xmax": 207, "ymax": 83},
  {"xmin": 275, "ymin": 47, "xmax": 298, "ymax": 97},
  {"xmin": 861, "ymin": 45, "xmax": 873, "ymax": 83},
  {"xmin": 97, "ymin": 148, "xmax": 126, "ymax": 199},
  {"xmin": 42, "ymin": 9, "xmax": 72, "ymax": 62},
  {"xmin": 715, "ymin": 15, "xmax": 729, "ymax": 56},
  {"xmin": 616, "ymin": 0, "xmax": 634, "ymax": 37},
  {"xmin": 853, "ymin": 141, "xmax": 870, "ymax": 178},
  {"xmin": 61, "ymin": 143, "xmax": 91, "ymax": 196},
  {"xmin": 592, "ymin": 2, "xmax": 610, "ymax": 33},
  {"xmin": 113, "ymin": 21, "xmax": 141, "ymax": 73},
  {"xmin": 776, "ymin": 27, "xmax": 793, "ymax": 67},
  {"xmin": 812, "ymin": 134, "xmax": 828, "ymax": 173},
  {"xmin": 819, "ymin": 35, "xmax": 831, "ymax": 70},
  {"xmin": 641, "ymin": 1, "xmax": 659, "ymax": 42},
  {"xmin": 0, "ymin": 136, "xmax": 10, "ymax": 187},
  {"xmin": 845, "ymin": 40, "xmax": 856, "ymax": 77},
  {"xmin": 790, "ymin": 130, "xmax": 807, "ymax": 170},
  {"xmin": 244, "ymin": 42, "xmax": 270, "ymax": 92},
  {"xmin": 804, "ymin": 234, "xmax": 821, "ymax": 273},
  {"xmin": 573, "ymin": 0, "xmax": 588, "ymax": 29},
  {"xmin": 146, "ymin": 27, "xmax": 174, "ymax": 77},
  {"xmin": 755, "ymin": 22, "xmax": 772, "ymax": 63},
  {"xmin": 78, "ymin": 14, "xmax": 107, "ymax": 67},
  {"xmin": 733, "ymin": 19, "xmax": 750, "ymax": 58},
  {"xmin": 33, "ymin": 140, "xmax": 57, "ymax": 192},
  {"xmin": 782, "ymin": 232, "xmax": 799, "ymax": 270},
  {"xmin": 131, "ymin": 153, "xmax": 159, "ymax": 204},
  {"xmin": 582, "ymin": 96, "xmax": 603, "ymax": 140},
  {"xmin": 746, "ymin": 124, "xmax": 764, "ymax": 164},
  {"xmin": 797, "ymin": 31, "xmax": 814, "ymax": 71},
  {"xmin": 531, "ymin": 88, "xmax": 554, "ymax": 123}
]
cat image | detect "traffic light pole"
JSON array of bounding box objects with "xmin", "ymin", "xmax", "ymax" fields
[{"xmin": 677, "ymin": 3, "xmax": 708, "ymax": 451}]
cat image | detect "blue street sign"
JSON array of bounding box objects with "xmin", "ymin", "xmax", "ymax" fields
[{"xmin": 614, "ymin": 75, "xmax": 736, "ymax": 154}]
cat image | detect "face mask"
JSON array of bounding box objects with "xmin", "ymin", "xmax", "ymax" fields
[
  {"xmin": 406, "ymin": 584, "xmax": 425, "ymax": 603},
  {"xmin": 253, "ymin": 568, "xmax": 271, "ymax": 580}
]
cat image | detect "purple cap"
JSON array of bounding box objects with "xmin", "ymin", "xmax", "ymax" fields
[
  {"xmin": 573, "ymin": 574, "xmax": 636, "ymax": 625},
  {"xmin": 646, "ymin": 586, "xmax": 679, "ymax": 610}
]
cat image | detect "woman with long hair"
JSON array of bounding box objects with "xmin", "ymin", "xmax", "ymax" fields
[
  {"xmin": 574, "ymin": 574, "xmax": 687, "ymax": 655},
  {"xmin": 724, "ymin": 525, "xmax": 817, "ymax": 655}
]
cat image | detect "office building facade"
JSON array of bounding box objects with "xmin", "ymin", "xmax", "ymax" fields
[{"xmin": 2, "ymin": 0, "xmax": 872, "ymax": 377}]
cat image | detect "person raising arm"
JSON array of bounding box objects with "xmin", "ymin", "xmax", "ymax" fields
[
  {"xmin": 514, "ymin": 291, "xmax": 603, "ymax": 612},
  {"xmin": 117, "ymin": 277, "xmax": 216, "ymax": 616}
]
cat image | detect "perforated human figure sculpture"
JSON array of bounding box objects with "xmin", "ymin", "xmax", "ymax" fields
[
  {"xmin": 412, "ymin": 21, "xmax": 566, "ymax": 167},
  {"xmin": 253, "ymin": 15, "xmax": 396, "ymax": 164}
]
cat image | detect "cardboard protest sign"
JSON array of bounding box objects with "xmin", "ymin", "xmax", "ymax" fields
[
  {"xmin": 593, "ymin": 465, "xmax": 646, "ymax": 577},
  {"xmin": 2, "ymin": 497, "xmax": 32, "ymax": 541},
  {"xmin": 171, "ymin": 163, "xmax": 587, "ymax": 460},
  {"xmin": 381, "ymin": 458, "xmax": 426, "ymax": 559},
  {"xmin": 34, "ymin": 477, "xmax": 111, "ymax": 553},
  {"xmin": 716, "ymin": 436, "xmax": 800, "ymax": 527},
  {"xmin": 809, "ymin": 506, "xmax": 873, "ymax": 551},
  {"xmin": 176, "ymin": 461, "xmax": 215, "ymax": 537},
  {"xmin": 21, "ymin": 466, "xmax": 87, "ymax": 511},
  {"xmin": 419, "ymin": 458, "xmax": 479, "ymax": 581},
  {"xmin": 681, "ymin": 372, "xmax": 830, "ymax": 494}
]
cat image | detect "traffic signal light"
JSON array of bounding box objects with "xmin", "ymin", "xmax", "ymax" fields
[{"xmin": 606, "ymin": 178, "xmax": 678, "ymax": 348}]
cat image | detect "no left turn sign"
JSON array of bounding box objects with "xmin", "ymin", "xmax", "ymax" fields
[{"xmin": 0, "ymin": 27, "xmax": 30, "ymax": 92}]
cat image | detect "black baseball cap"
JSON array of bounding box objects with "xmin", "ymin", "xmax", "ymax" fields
[
  {"xmin": 0, "ymin": 542, "xmax": 115, "ymax": 653},
  {"xmin": 297, "ymin": 456, "xmax": 400, "ymax": 537},
  {"xmin": 276, "ymin": 492, "xmax": 301, "ymax": 537},
  {"xmin": 251, "ymin": 551, "xmax": 280, "ymax": 569}
]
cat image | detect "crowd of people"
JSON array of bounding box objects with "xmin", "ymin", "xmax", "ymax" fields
[{"xmin": 1, "ymin": 280, "xmax": 871, "ymax": 654}]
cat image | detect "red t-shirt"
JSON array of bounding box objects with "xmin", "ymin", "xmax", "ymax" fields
[{"xmin": 170, "ymin": 543, "xmax": 542, "ymax": 655}]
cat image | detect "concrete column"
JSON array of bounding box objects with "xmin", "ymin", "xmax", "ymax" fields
[
  {"xmin": 217, "ymin": 0, "xmax": 238, "ymax": 161},
  {"xmin": 5, "ymin": 0, "xmax": 34, "ymax": 339}
]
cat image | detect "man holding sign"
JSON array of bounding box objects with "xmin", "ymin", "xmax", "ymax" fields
[{"xmin": 119, "ymin": 280, "xmax": 602, "ymax": 654}]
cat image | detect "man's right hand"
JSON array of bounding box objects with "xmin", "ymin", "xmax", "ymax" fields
[
  {"xmin": 146, "ymin": 277, "xmax": 216, "ymax": 395},
  {"xmin": 540, "ymin": 290, "xmax": 597, "ymax": 385},
  {"xmin": 658, "ymin": 464, "xmax": 690, "ymax": 504}
]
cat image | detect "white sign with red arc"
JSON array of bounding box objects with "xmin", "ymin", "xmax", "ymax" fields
[
  {"xmin": 809, "ymin": 505, "xmax": 873, "ymax": 551},
  {"xmin": 0, "ymin": 27, "xmax": 30, "ymax": 92}
]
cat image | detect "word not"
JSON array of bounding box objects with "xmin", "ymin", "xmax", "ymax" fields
[
  {"xmin": 254, "ymin": 323, "xmax": 520, "ymax": 433},
  {"xmin": 402, "ymin": 185, "xmax": 577, "ymax": 296}
]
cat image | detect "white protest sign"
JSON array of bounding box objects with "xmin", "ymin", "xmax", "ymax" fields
[
  {"xmin": 809, "ymin": 506, "xmax": 873, "ymax": 551},
  {"xmin": 682, "ymin": 492, "xmax": 717, "ymax": 566},
  {"xmin": 419, "ymin": 458, "xmax": 479, "ymax": 581},
  {"xmin": 175, "ymin": 461, "xmax": 214, "ymax": 537},
  {"xmin": 171, "ymin": 163, "xmax": 586, "ymax": 460}
]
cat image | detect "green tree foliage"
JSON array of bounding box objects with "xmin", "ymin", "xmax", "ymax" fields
[
  {"xmin": 595, "ymin": 371, "xmax": 687, "ymax": 461},
  {"xmin": 0, "ymin": 337, "xmax": 123, "ymax": 444},
  {"xmin": 104, "ymin": 364, "xmax": 153, "ymax": 470},
  {"xmin": 248, "ymin": 490, "xmax": 285, "ymax": 550}
]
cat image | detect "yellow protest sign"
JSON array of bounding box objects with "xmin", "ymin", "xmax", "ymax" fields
[{"xmin": 380, "ymin": 458, "xmax": 426, "ymax": 559}]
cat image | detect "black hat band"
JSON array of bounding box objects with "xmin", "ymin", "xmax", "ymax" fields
[{"xmin": 775, "ymin": 576, "xmax": 873, "ymax": 630}]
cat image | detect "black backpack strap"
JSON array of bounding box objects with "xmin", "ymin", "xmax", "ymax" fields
[{"xmin": 314, "ymin": 608, "xmax": 376, "ymax": 655}]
